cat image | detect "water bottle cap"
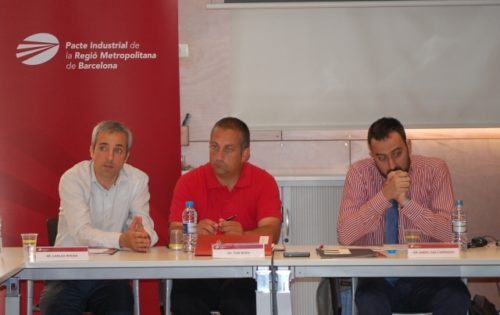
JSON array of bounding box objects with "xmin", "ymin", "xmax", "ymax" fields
[
  {"xmin": 387, "ymin": 249, "xmax": 397, "ymax": 255},
  {"xmin": 455, "ymin": 200, "xmax": 464, "ymax": 206},
  {"xmin": 185, "ymin": 201, "xmax": 194, "ymax": 208}
]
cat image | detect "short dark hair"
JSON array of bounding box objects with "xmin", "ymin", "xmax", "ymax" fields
[
  {"xmin": 211, "ymin": 117, "xmax": 250, "ymax": 149},
  {"xmin": 91, "ymin": 120, "xmax": 132, "ymax": 151},
  {"xmin": 367, "ymin": 117, "xmax": 407, "ymax": 146}
]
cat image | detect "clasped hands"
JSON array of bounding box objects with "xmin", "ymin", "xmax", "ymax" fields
[
  {"xmin": 383, "ymin": 170, "xmax": 411, "ymax": 206},
  {"xmin": 198, "ymin": 218, "xmax": 243, "ymax": 235},
  {"xmin": 120, "ymin": 216, "xmax": 151, "ymax": 252}
]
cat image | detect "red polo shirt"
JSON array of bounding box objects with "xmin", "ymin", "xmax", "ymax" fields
[{"xmin": 169, "ymin": 162, "xmax": 282, "ymax": 231}]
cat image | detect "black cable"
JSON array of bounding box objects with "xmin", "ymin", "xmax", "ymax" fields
[
  {"xmin": 481, "ymin": 235, "xmax": 498, "ymax": 243},
  {"xmin": 467, "ymin": 235, "xmax": 500, "ymax": 248},
  {"xmin": 271, "ymin": 248, "xmax": 278, "ymax": 315},
  {"xmin": 270, "ymin": 243, "xmax": 286, "ymax": 314}
]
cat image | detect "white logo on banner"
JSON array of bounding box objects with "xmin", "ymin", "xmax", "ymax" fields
[{"xmin": 16, "ymin": 33, "xmax": 60, "ymax": 65}]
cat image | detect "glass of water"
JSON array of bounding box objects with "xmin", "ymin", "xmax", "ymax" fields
[{"xmin": 21, "ymin": 233, "xmax": 38, "ymax": 262}]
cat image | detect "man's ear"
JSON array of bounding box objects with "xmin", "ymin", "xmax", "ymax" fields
[
  {"xmin": 125, "ymin": 151, "xmax": 130, "ymax": 163},
  {"xmin": 406, "ymin": 139, "xmax": 412, "ymax": 155},
  {"xmin": 242, "ymin": 147, "xmax": 250, "ymax": 163},
  {"xmin": 368, "ymin": 144, "xmax": 374, "ymax": 158},
  {"xmin": 89, "ymin": 145, "xmax": 94, "ymax": 159}
]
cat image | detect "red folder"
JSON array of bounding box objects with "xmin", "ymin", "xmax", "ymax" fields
[{"xmin": 195, "ymin": 234, "xmax": 273, "ymax": 256}]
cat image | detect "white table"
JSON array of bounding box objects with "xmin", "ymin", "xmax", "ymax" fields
[
  {"xmin": 275, "ymin": 245, "xmax": 500, "ymax": 277},
  {"xmin": 1, "ymin": 248, "xmax": 26, "ymax": 315},
  {"xmin": 0, "ymin": 248, "xmax": 24, "ymax": 283},
  {"xmin": 5, "ymin": 245, "xmax": 500, "ymax": 315},
  {"xmin": 8, "ymin": 247, "xmax": 273, "ymax": 315},
  {"xmin": 272, "ymin": 245, "xmax": 500, "ymax": 314}
]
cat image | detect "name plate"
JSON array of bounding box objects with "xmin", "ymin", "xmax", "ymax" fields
[
  {"xmin": 36, "ymin": 246, "xmax": 89, "ymax": 262},
  {"xmin": 212, "ymin": 242, "xmax": 265, "ymax": 258},
  {"xmin": 407, "ymin": 243, "xmax": 460, "ymax": 258}
]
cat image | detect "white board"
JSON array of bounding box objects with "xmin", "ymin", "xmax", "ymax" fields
[{"xmin": 231, "ymin": 4, "xmax": 500, "ymax": 128}]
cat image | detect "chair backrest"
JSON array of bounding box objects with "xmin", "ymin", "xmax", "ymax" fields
[{"xmin": 46, "ymin": 217, "xmax": 58, "ymax": 246}]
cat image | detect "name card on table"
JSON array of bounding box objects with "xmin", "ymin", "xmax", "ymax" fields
[
  {"xmin": 212, "ymin": 242, "xmax": 265, "ymax": 258},
  {"xmin": 407, "ymin": 243, "xmax": 460, "ymax": 258},
  {"xmin": 195, "ymin": 234, "xmax": 273, "ymax": 256},
  {"xmin": 36, "ymin": 246, "xmax": 89, "ymax": 262}
]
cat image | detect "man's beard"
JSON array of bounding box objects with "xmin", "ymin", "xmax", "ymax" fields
[{"xmin": 378, "ymin": 158, "xmax": 411, "ymax": 178}]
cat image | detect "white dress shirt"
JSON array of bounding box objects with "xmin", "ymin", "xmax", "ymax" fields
[{"xmin": 55, "ymin": 160, "xmax": 158, "ymax": 248}]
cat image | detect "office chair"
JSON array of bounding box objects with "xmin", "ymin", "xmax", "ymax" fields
[
  {"xmin": 27, "ymin": 217, "xmax": 140, "ymax": 315},
  {"xmin": 46, "ymin": 217, "xmax": 58, "ymax": 248},
  {"xmin": 317, "ymin": 278, "xmax": 342, "ymax": 315}
]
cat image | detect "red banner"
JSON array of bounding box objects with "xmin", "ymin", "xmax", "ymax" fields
[{"xmin": 0, "ymin": 1, "xmax": 179, "ymax": 314}]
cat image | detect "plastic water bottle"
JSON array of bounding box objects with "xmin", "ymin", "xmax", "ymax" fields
[
  {"xmin": 182, "ymin": 201, "xmax": 197, "ymax": 252},
  {"xmin": 452, "ymin": 199, "xmax": 468, "ymax": 250}
]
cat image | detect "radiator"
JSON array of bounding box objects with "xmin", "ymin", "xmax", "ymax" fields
[{"xmin": 278, "ymin": 178, "xmax": 344, "ymax": 315}]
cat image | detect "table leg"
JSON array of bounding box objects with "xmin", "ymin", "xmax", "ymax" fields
[{"xmin": 5, "ymin": 278, "xmax": 20, "ymax": 315}]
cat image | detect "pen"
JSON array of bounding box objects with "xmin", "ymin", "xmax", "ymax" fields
[
  {"xmin": 224, "ymin": 214, "xmax": 237, "ymax": 221},
  {"xmin": 217, "ymin": 215, "xmax": 237, "ymax": 234}
]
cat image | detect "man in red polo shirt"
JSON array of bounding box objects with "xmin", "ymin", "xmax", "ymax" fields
[{"xmin": 168, "ymin": 117, "xmax": 282, "ymax": 315}]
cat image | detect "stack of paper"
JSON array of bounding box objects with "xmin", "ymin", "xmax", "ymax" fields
[{"xmin": 316, "ymin": 247, "xmax": 377, "ymax": 258}]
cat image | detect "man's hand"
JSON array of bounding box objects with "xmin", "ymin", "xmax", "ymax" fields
[
  {"xmin": 383, "ymin": 170, "xmax": 411, "ymax": 205},
  {"xmin": 197, "ymin": 218, "xmax": 218, "ymax": 235},
  {"xmin": 218, "ymin": 219, "xmax": 243, "ymax": 235},
  {"xmin": 120, "ymin": 216, "xmax": 151, "ymax": 252}
]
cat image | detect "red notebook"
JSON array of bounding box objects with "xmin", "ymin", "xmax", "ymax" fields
[{"xmin": 194, "ymin": 234, "xmax": 273, "ymax": 256}]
